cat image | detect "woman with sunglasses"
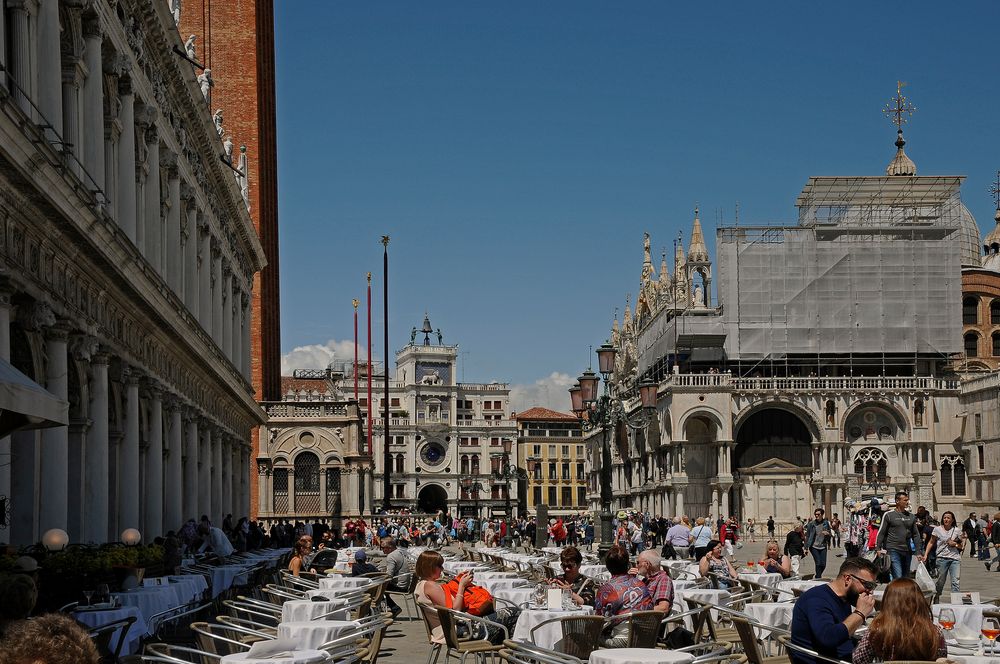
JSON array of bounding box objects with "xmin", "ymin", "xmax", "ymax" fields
[
  {"xmin": 852, "ymin": 578, "xmax": 945, "ymax": 664},
  {"xmin": 549, "ymin": 546, "xmax": 595, "ymax": 606},
  {"xmin": 698, "ymin": 539, "xmax": 739, "ymax": 589}
]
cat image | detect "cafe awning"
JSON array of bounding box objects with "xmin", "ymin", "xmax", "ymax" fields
[{"xmin": 0, "ymin": 356, "xmax": 68, "ymax": 437}]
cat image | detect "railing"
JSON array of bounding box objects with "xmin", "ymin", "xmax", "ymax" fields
[
  {"xmin": 458, "ymin": 419, "xmax": 516, "ymax": 428},
  {"xmin": 372, "ymin": 418, "xmax": 410, "ymax": 427},
  {"xmin": 265, "ymin": 403, "xmax": 349, "ymax": 418},
  {"xmin": 663, "ymin": 373, "xmax": 959, "ymax": 392},
  {"xmin": 960, "ymin": 372, "xmax": 1000, "ymax": 394},
  {"xmin": 459, "ymin": 383, "xmax": 509, "ymax": 391}
]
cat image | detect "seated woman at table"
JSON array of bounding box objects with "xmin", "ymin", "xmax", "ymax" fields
[
  {"xmin": 759, "ymin": 540, "xmax": 792, "ymax": 578},
  {"xmin": 549, "ymin": 546, "xmax": 595, "ymax": 607},
  {"xmin": 698, "ymin": 540, "xmax": 739, "ymax": 589},
  {"xmin": 413, "ymin": 550, "xmax": 520, "ymax": 645},
  {"xmin": 852, "ymin": 578, "xmax": 945, "ymax": 664},
  {"xmin": 595, "ymin": 545, "xmax": 652, "ymax": 647},
  {"xmin": 1, "ymin": 613, "xmax": 99, "ymax": 664},
  {"xmin": 287, "ymin": 539, "xmax": 313, "ymax": 577}
]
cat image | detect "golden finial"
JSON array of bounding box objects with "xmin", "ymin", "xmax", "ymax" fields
[
  {"xmin": 352, "ymin": 298, "xmax": 359, "ymax": 309},
  {"xmin": 990, "ymin": 171, "xmax": 1000, "ymax": 211},
  {"xmin": 366, "ymin": 272, "xmax": 372, "ymax": 283},
  {"xmin": 380, "ymin": 235, "xmax": 390, "ymax": 247},
  {"xmin": 884, "ymin": 81, "xmax": 916, "ymax": 129}
]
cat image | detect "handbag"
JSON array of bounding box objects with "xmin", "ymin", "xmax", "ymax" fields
[{"xmin": 874, "ymin": 551, "xmax": 891, "ymax": 573}]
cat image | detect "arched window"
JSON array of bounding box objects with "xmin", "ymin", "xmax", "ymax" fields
[
  {"xmin": 273, "ymin": 468, "xmax": 288, "ymax": 514},
  {"xmin": 460, "ymin": 455, "xmax": 469, "ymax": 475},
  {"xmin": 992, "ymin": 300, "xmax": 1000, "ymax": 325},
  {"xmin": 965, "ymin": 332, "xmax": 979, "ymax": 358},
  {"xmin": 940, "ymin": 455, "xmax": 966, "ymax": 497},
  {"xmin": 964, "ymin": 297, "xmax": 979, "ymax": 325},
  {"xmin": 395, "ymin": 454, "xmax": 405, "ymax": 473},
  {"xmin": 294, "ymin": 452, "xmax": 320, "ymax": 512},
  {"xmin": 853, "ymin": 448, "xmax": 888, "ymax": 483},
  {"xmin": 471, "ymin": 455, "xmax": 479, "ymax": 475},
  {"xmin": 326, "ymin": 468, "xmax": 341, "ymax": 513},
  {"xmin": 993, "ymin": 332, "xmax": 1000, "ymax": 357}
]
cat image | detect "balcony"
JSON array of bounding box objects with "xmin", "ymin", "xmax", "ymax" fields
[
  {"xmin": 458, "ymin": 419, "xmax": 516, "ymax": 428},
  {"xmin": 961, "ymin": 372, "xmax": 1000, "ymax": 394},
  {"xmin": 265, "ymin": 403, "xmax": 349, "ymax": 418},
  {"xmin": 665, "ymin": 373, "xmax": 959, "ymax": 392}
]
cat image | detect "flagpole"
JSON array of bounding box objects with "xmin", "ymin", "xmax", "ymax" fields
[
  {"xmin": 352, "ymin": 299, "xmax": 359, "ymax": 402},
  {"xmin": 381, "ymin": 235, "xmax": 392, "ymax": 512},
  {"xmin": 366, "ymin": 273, "xmax": 373, "ymax": 458}
]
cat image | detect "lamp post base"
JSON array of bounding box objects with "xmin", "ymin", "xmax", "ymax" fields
[{"xmin": 598, "ymin": 509, "xmax": 614, "ymax": 560}]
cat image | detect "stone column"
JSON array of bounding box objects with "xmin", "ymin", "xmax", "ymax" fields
[
  {"xmin": 675, "ymin": 488, "xmax": 684, "ymax": 516},
  {"xmin": 119, "ymin": 367, "xmax": 141, "ymax": 530},
  {"xmin": 82, "ymin": 16, "xmax": 104, "ymax": 192},
  {"xmin": 141, "ymin": 114, "xmax": 160, "ymax": 269},
  {"xmin": 212, "ymin": 429, "xmax": 223, "ymax": 522},
  {"xmin": 182, "ymin": 196, "xmax": 198, "ymax": 314},
  {"xmin": 38, "ymin": 324, "xmax": 69, "ymax": 534},
  {"xmin": 242, "ymin": 293, "xmax": 251, "ymax": 379},
  {"xmin": 0, "ymin": 290, "xmax": 11, "ymax": 522},
  {"xmin": 258, "ymin": 464, "xmax": 270, "ymax": 518},
  {"xmin": 37, "ymin": 0, "xmax": 62, "ymax": 134},
  {"xmin": 721, "ymin": 487, "xmax": 730, "ymax": 518},
  {"xmin": 212, "ymin": 243, "xmax": 223, "ymax": 346},
  {"xmin": 102, "ymin": 64, "xmax": 121, "ymax": 221},
  {"xmin": 222, "ymin": 437, "xmax": 232, "ymax": 518},
  {"xmin": 232, "ymin": 285, "xmax": 243, "ymax": 373},
  {"xmin": 116, "ymin": 75, "xmax": 137, "ymax": 241},
  {"xmin": 85, "ymin": 351, "xmax": 110, "ymax": 543},
  {"xmin": 143, "ymin": 383, "xmax": 163, "ymax": 539},
  {"xmin": 165, "ymin": 398, "xmax": 183, "ymax": 532},
  {"xmin": 165, "ymin": 159, "xmax": 181, "ymax": 294},
  {"xmin": 184, "ymin": 411, "xmax": 199, "ymax": 520},
  {"xmin": 61, "ymin": 62, "xmax": 83, "ymax": 178},
  {"xmin": 222, "ymin": 264, "xmax": 233, "ymax": 360},
  {"xmin": 7, "ymin": 0, "xmax": 35, "ymax": 115},
  {"xmin": 711, "ymin": 487, "xmax": 719, "ymax": 519},
  {"xmin": 198, "ymin": 423, "xmax": 211, "ymax": 519},
  {"xmin": 199, "ymin": 226, "xmax": 212, "ymax": 332}
]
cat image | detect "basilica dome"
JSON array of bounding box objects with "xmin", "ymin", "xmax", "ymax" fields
[{"xmin": 958, "ymin": 202, "xmax": 983, "ymax": 267}]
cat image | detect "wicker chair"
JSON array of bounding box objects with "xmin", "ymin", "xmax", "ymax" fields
[
  {"xmin": 626, "ymin": 610, "xmax": 666, "ymax": 648},
  {"xmin": 730, "ymin": 616, "xmax": 790, "ymax": 664},
  {"xmin": 437, "ymin": 606, "xmax": 507, "ymax": 664},
  {"xmin": 87, "ymin": 615, "xmax": 138, "ymax": 664},
  {"xmin": 499, "ymin": 640, "xmax": 583, "ymax": 664},
  {"xmin": 142, "ymin": 643, "xmax": 222, "ymax": 663},
  {"xmin": 190, "ymin": 621, "xmax": 251, "ymax": 657},
  {"xmin": 527, "ymin": 614, "xmax": 604, "ymax": 659},
  {"xmin": 776, "ymin": 635, "xmax": 850, "ymax": 664}
]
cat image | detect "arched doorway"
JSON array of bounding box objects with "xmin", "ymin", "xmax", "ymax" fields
[
  {"xmin": 735, "ymin": 408, "xmax": 813, "ymax": 526},
  {"xmin": 682, "ymin": 414, "xmax": 719, "ymax": 519},
  {"xmin": 417, "ymin": 484, "xmax": 448, "ymax": 515}
]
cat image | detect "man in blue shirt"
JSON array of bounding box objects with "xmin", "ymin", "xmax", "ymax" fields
[{"xmin": 789, "ymin": 557, "xmax": 878, "ymax": 664}]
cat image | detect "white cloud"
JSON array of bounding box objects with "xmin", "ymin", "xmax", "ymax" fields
[
  {"xmin": 509, "ymin": 372, "xmax": 576, "ymax": 415},
  {"xmin": 280, "ymin": 339, "xmax": 373, "ymax": 375}
]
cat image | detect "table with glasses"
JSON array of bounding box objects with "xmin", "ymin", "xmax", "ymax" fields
[
  {"xmin": 166, "ymin": 574, "xmax": 209, "ymax": 603},
  {"xmin": 277, "ymin": 620, "xmax": 361, "ymax": 650},
  {"xmin": 280, "ymin": 598, "xmax": 349, "ymax": 623},
  {"xmin": 112, "ymin": 585, "xmax": 183, "ymax": 633},
  {"xmin": 934, "ymin": 604, "xmax": 998, "ymax": 633},
  {"xmin": 221, "ymin": 649, "xmax": 331, "ymax": 664},
  {"xmin": 318, "ymin": 576, "xmax": 371, "ymax": 591},
  {"xmin": 737, "ymin": 571, "xmax": 784, "ymax": 587},
  {"xmin": 513, "ymin": 606, "xmax": 595, "ymax": 650},
  {"xmin": 589, "ymin": 648, "xmax": 694, "ymax": 664},
  {"xmin": 743, "ymin": 602, "xmax": 795, "ymax": 639},
  {"xmin": 493, "ymin": 586, "xmax": 536, "ymax": 608},
  {"xmin": 72, "ymin": 605, "xmax": 147, "ymax": 655}
]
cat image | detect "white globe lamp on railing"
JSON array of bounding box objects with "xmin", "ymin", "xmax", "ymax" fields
[
  {"xmin": 121, "ymin": 528, "xmax": 142, "ymax": 547},
  {"xmin": 42, "ymin": 528, "xmax": 69, "ymax": 552}
]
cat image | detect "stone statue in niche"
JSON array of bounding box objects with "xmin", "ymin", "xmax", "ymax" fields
[
  {"xmin": 825, "ymin": 400, "xmax": 836, "ymax": 427},
  {"xmin": 914, "ymin": 399, "xmax": 924, "ymax": 427},
  {"xmin": 184, "ymin": 34, "xmax": 196, "ymax": 61},
  {"xmin": 213, "ymin": 109, "xmax": 224, "ymax": 136},
  {"xmin": 223, "ymin": 135, "xmax": 234, "ymax": 162},
  {"xmin": 693, "ymin": 284, "xmax": 704, "ymax": 307},
  {"xmin": 197, "ymin": 69, "xmax": 213, "ymax": 101},
  {"xmin": 171, "ymin": 0, "xmax": 182, "ymax": 25}
]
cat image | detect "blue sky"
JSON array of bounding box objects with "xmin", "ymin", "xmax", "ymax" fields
[{"xmin": 274, "ymin": 2, "xmax": 1000, "ymax": 411}]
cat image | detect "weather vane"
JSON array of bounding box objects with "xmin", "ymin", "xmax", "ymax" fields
[
  {"xmin": 883, "ymin": 81, "xmax": 916, "ymax": 129},
  {"xmin": 990, "ymin": 170, "xmax": 1000, "ymax": 210}
]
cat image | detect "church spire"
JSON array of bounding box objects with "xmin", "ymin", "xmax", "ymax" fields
[
  {"xmin": 884, "ymin": 81, "xmax": 917, "ymax": 176},
  {"xmin": 688, "ymin": 206, "xmax": 709, "ymax": 263},
  {"xmin": 659, "ymin": 249, "xmax": 670, "ymax": 287},
  {"xmin": 641, "ymin": 232, "xmax": 654, "ymax": 284}
]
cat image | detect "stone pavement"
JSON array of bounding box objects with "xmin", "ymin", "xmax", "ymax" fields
[{"xmin": 375, "ymin": 539, "xmax": 1000, "ymax": 664}]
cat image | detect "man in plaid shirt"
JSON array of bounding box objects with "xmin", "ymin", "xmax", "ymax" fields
[{"xmin": 635, "ymin": 550, "xmax": 674, "ymax": 612}]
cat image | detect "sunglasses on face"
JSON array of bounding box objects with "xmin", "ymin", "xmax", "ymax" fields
[
  {"xmin": 561, "ymin": 563, "xmax": 578, "ymax": 569},
  {"xmin": 848, "ymin": 574, "xmax": 877, "ymax": 591}
]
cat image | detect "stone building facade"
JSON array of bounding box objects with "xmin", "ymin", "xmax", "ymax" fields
[
  {"xmin": 586, "ymin": 125, "xmax": 992, "ymax": 527},
  {"xmin": 0, "ymin": 0, "xmax": 266, "ymax": 545},
  {"xmin": 516, "ymin": 408, "xmax": 586, "ymax": 517}
]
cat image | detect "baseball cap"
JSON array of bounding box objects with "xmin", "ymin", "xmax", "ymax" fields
[{"xmin": 354, "ymin": 550, "xmax": 366, "ymax": 562}]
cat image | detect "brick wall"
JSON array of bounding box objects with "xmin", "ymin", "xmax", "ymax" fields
[{"xmin": 180, "ymin": 0, "xmax": 281, "ymax": 519}]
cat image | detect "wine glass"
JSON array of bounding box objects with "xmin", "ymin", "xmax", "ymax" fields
[
  {"xmin": 982, "ymin": 616, "xmax": 1000, "ymax": 651},
  {"xmin": 82, "ymin": 590, "xmax": 94, "ymax": 607},
  {"xmin": 939, "ymin": 608, "xmax": 956, "ymax": 631},
  {"xmin": 533, "ymin": 584, "xmax": 546, "ymax": 608}
]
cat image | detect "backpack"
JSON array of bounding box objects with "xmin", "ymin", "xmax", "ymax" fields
[{"xmin": 443, "ymin": 579, "xmax": 495, "ymax": 616}]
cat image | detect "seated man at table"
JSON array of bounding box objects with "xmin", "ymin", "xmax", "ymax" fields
[
  {"xmin": 381, "ymin": 536, "xmax": 409, "ymax": 618},
  {"xmin": 634, "ymin": 550, "xmax": 673, "ymax": 613},
  {"xmin": 789, "ymin": 557, "xmax": 878, "ymax": 664},
  {"xmin": 197, "ymin": 523, "xmax": 234, "ymax": 558},
  {"xmin": 549, "ymin": 546, "xmax": 595, "ymax": 607},
  {"xmin": 350, "ymin": 550, "xmax": 380, "ymax": 577},
  {"xmin": 595, "ymin": 545, "xmax": 653, "ymax": 647}
]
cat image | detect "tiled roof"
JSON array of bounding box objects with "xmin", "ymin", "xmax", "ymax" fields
[
  {"xmin": 515, "ymin": 407, "xmax": 577, "ymax": 422},
  {"xmin": 280, "ymin": 377, "xmax": 330, "ymax": 394}
]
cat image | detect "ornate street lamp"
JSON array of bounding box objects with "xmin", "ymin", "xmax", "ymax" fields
[
  {"xmin": 461, "ymin": 476, "xmax": 484, "ymax": 519},
  {"xmin": 121, "ymin": 528, "xmax": 142, "ymax": 547},
  {"xmin": 493, "ymin": 437, "xmax": 529, "ymax": 530},
  {"xmin": 570, "ymin": 343, "xmax": 659, "ymax": 558},
  {"xmin": 42, "ymin": 528, "xmax": 69, "ymax": 552}
]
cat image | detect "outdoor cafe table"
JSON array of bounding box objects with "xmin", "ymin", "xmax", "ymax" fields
[
  {"xmin": 221, "ymin": 649, "xmax": 330, "ymax": 664},
  {"xmin": 443, "ymin": 561, "xmax": 487, "ymax": 573},
  {"xmin": 513, "ymin": 605, "xmax": 594, "ymax": 650},
  {"xmin": 589, "ymin": 648, "xmax": 694, "ymax": 664},
  {"xmin": 113, "ymin": 585, "xmax": 182, "ymax": 632},
  {"xmin": 73, "ymin": 605, "xmax": 146, "ymax": 655},
  {"xmin": 166, "ymin": 574, "xmax": 209, "ymax": 603},
  {"xmin": 318, "ymin": 576, "xmax": 371, "ymax": 591},
  {"xmin": 675, "ymin": 588, "xmax": 731, "ymax": 627},
  {"xmin": 208, "ymin": 565, "xmax": 251, "ymax": 597},
  {"xmin": 277, "ymin": 619, "xmax": 360, "ymax": 650},
  {"xmin": 774, "ymin": 579, "xmax": 827, "ymax": 600},
  {"xmin": 477, "ymin": 577, "xmax": 530, "ymax": 594},
  {"xmin": 934, "ymin": 604, "xmax": 997, "ymax": 633},
  {"xmin": 738, "ymin": 571, "xmax": 783, "ymax": 586},
  {"xmin": 474, "ymin": 571, "xmax": 519, "ymax": 581},
  {"xmin": 280, "ymin": 598, "xmax": 349, "ymax": 623},
  {"xmin": 494, "ymin": 586, "xmax": 536, "ymax": 608},
  {"xmin": 744, "ymin": 602, "xmax": 794, "ymax": 639}
]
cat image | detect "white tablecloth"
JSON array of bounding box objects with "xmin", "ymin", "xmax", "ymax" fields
[
  {"xmin": 589, "ymin": 648, "xmax": 693, "ymax": 664},
  {"xmin": 513, "ymin": 606, "xmax": 595, "ymax": 650},
  {"xmin": 676, "ymin": 588, "xmax": 730, "ymax": 609},
  {"xmin": 318, "ymin": 576, "xmax": 370, "ymax": 591},
  {"xmin": 167, "ymin": 575, "xmax": 209, "ymax": 603},
  {"xmin": 281, "ymin": 599, "xmax": 349, "ymax": 623},
  {"xmin": 210, "ymin": 565, "xmax": 251, "ymax": 597},
  {"xmin": 73, "ymin": 605, "xmax": 147, "ymax": 655},
  {"xmin": 113, "ymin": 586, "xmax": 181, "ymax": 632},
  {"xmin": 775, "ymin": 579, "xmax": 827, "ymax": 601},
  {"xmin": 934, "ymin": 604, "xmax": 996, "ymax": 633},
  {"xmin": 738, "ymin": 571, "xmax": 783, "ymax": 586},
  {"xmin": 474, "ymin": 571, "xmax": 519, "ymax": 581},
  {"xmin": 443, "ymin": 561, "xmax": 484, "ymax": 572},
  {"xmin": 277, "ymin": 620, "xmax": 360, "ymax": 650},
  {"xmin": 221, "ymin": 649, "xmax": 330, "ymax": 664},
  {"xmin": 494, "ymin": 587, "xmax": 536, "ymax": 608},
  {"xmin": 744, "ymin": 602, "xmax": 794, "ymax": 639},
  {"xmin": 478, "ymin": 577, "xmax": 529, "ymax": 594}
]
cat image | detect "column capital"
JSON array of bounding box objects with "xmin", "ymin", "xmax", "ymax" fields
[
  {"xmin": 18, "ymin": 300, "xmax": 55, "ymax": 331},
  {"xmin": 82, "ymin": 11, "xmax": 102, "ymax": 39},
  {"xmin": 117, "ymin": 73, "xmax": 134, "ymax": 97},
  {"xmin": 135, "ymin": 102, "xmax": 158, "ymax": 129},
  {"xmin": 162, "ymin": 393, "xmax": 184, "ymax": 412},
  {"xmin": 44, "ymin": 319, "xmax": 73, "ymax": 342},
  {"xmin": 70, "ymin": 333, "xmax": 99, "ymax": 361},
  {"xmin": 180, "ymin": 182, "xmax": 197, "ymax": 206},
  {"xmin": 160, "ymin": 149, "xmax": 179, "ymax": 174},
  {"xmin": 142, "ymin": 377, "xmax": 164, "ymax": 398},
  {"xmin": 183, "ymin": 406, "xmax": 200, "ymax": 423},
  {"xmin": 6, "ymin": 0, "xmax": 39, "ymax": 15},
  {"xmin": 122, "ymin": 365, "xmax": 143, "ymax": 386}
]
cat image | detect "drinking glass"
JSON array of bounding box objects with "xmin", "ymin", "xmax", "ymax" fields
[
  {"xmin": 939, "ymin": 608, "xmax": 956, "ymax": 631},
  {"xmin": 533, "ymin": 585, "xmax": 546, "ymax": 608},
  {"xmin": 982, "ymin": 616, "xmax": 1000, "ymax": 650},
  {"xmin": 82, "ymin": 590, "xmax": 94, "ymax": 607},
  {"xmin": 98, "ymin": 584, "xmax": 110, "ymax": 604}
]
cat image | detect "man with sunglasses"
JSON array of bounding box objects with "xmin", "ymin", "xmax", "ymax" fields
[{"xmin": 789, "ymin": 557, "xmax": 879, "ymax": 664}]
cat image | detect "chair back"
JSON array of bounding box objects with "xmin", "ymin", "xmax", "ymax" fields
[
  {"xmin": 190, "ymin": 621, "xmax": 252, "ymax": 656},
  {"xmin": 435, "ymin": 607, "xmax": 466, "ymax": 650},
  {"xmin": 87, "ymin": 615, "xmax": 138, "ymax": 664},
  {"xmin": 556, "ymin": 614, "xmax": 605, "ymax": 659},
  {"xmin": 498, "ymin": 639, "xmax": 581, "ymax": 664},
  {"xmin": 143, "ymin": 642, "xmax": 223, "ymax": 663},
  {"xmin": 215, "ymin": 615, "xmax": 277, "ymax": 640},
  {"xmin": 626, "ymin": 610, "xmax": 665, "ymax": 648},
  {"xmin": 730, "ymin": 615, "xmax": 766, "ymax": 664}
]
